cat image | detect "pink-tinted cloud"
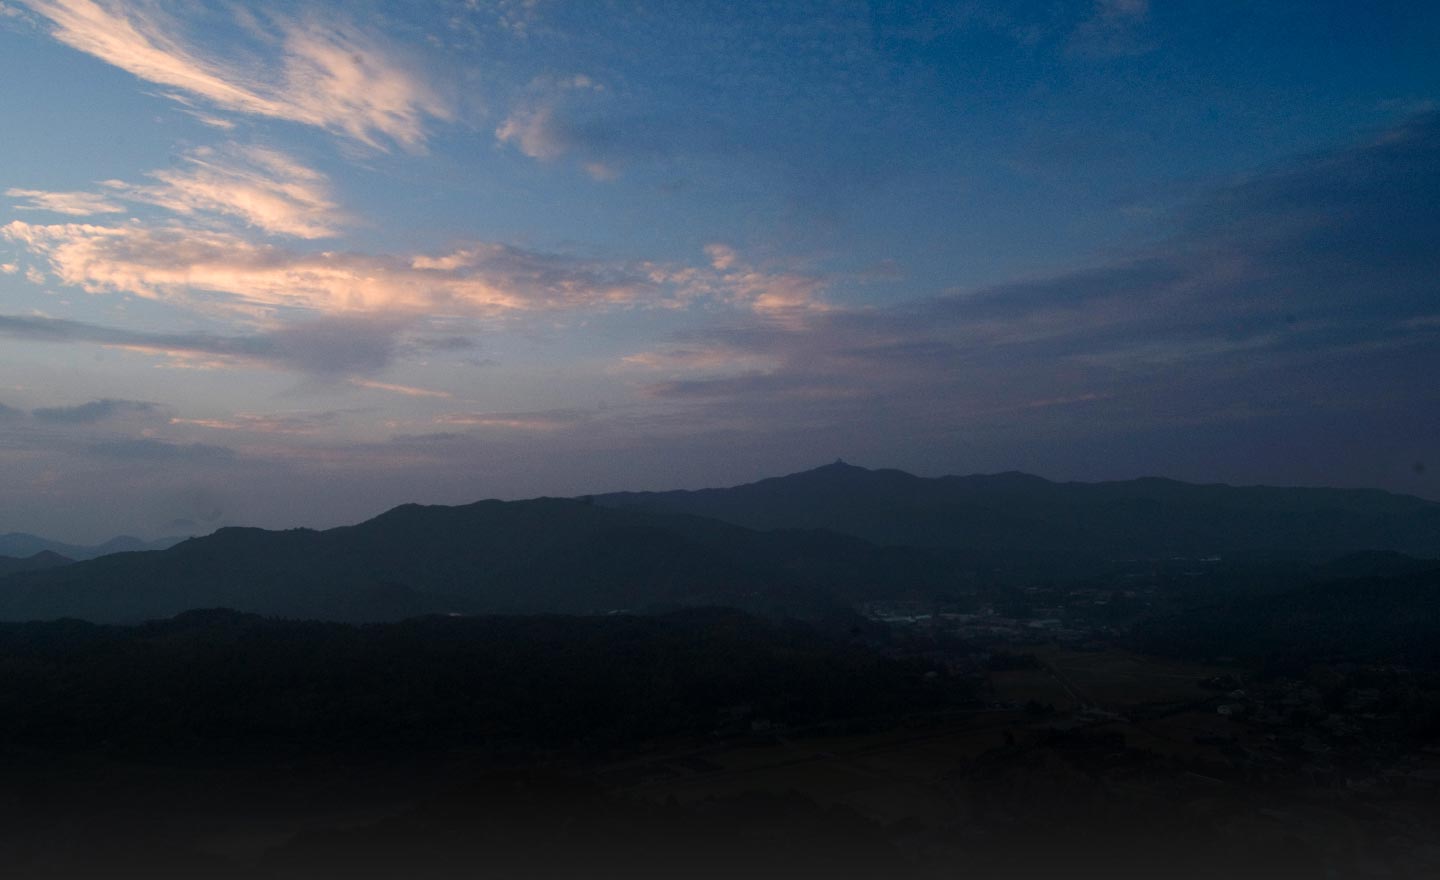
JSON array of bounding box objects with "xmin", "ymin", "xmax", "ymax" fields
[
  {"xmin": 21, "ymin": 0, "xmax": 451, "ymax": 150},
  {"xmin": 349, "ymin": 378, "xmax": 451, "ymax": 399},
  {"xmin": 702, "ymin": 244, "xmax": 829, "ymax": 315},
  {"xmin": 3, "ymin": 220, "xmax": 661, "ymax": 317},
  {"xmin": 496, "ymin": 74, "xmax": 608, "ymax": 168},
  {"xmin": 436, "ymin": 409, "xmax": 588, "ymax": 431},
  {"xmin": 109, "ymin": 145, "xmax": 346, "ymax": 239},
  {"xmin": 619, "ymin": 344, "xmax": 780, "ymax": 375},
  {"xmin": 6, "ymin": 187, "xmax": 124, "ymax": 216},
  {"xmin": 171, "ymin": 410, "xmax": 350, "ymax": 436}
]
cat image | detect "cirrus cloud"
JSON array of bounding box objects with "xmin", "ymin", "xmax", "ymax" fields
[
  {"xmin": 20, "ymin": 0, "xmax": 452, "ymax": 150},
  {"xmin": 109, "ymin": 144, "xmax": 346, "ymax": 239},
  {"xmin": 616, "ymin": 112, "xmax": 1440, "ymax": 461},
  {"xmin": 6, "ymin": 187, "xmax": 124, "ymax": 216},
  {"xmin": 31, "ymin": 398, "xmax": 162, "ymax": 424},
  {"xmin": 11, "ymin": 144, "xmax": 346, "ymax": 239},
  {"xmin": 0, "ymin": 311, "xmax": 433, "ymax": 382},
  {"xmin": 3, "ymin": 220, "xmax": 664, "ymax": 317}
]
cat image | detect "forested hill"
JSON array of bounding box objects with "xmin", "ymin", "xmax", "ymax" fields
[
  {"xmin": 5, "ymin": 463, "xmax": 1436, "ymax": 625},
  {"xmin": 0, "ymin": 497, "xmax": 953, "ymax": 624},
  {"xmin": 597, "ymin": 462, "xmax": 1440, "ymax": 560},
  {"xmin": 0, "ymin": 608, "xmax": 959, "ymax": 759},
  {"xmin": 0, "ymin": 551, "xmax": 71, "ymax": 578},
  {"xmin": 1133, "ymin": 563, "xmax": 1440, "ymax": 670}
]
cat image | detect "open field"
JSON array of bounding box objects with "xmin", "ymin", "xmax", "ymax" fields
[
  {"xmin": 1036, "ymin": 647, "xmax": 1233, "ymax": 709},
  {"xmin": 614, "ymin": 712, "xmax": 1024, "ymax": 811},
  {"xmin": 991, "ymin": 667, "xmax": 1079, "ymax": 711}
]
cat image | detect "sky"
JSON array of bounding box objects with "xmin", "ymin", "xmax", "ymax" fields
[{"xmin": 0, "ymin": 0, "xmax": 1437, "ymax": 542}]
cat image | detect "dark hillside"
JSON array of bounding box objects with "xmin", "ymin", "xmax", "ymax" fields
[
  {"xmin": 598, "ymin": 462, "xmax": 1440, "ymax": 560},
  {"xmin": 1133, "ymin": 564, "xmax": 1440, "ymax": 670},
  {"xmin": 0, "ymin": 551, "xmax": 71, "ymax": 577},
  {"xmin": 0, "ymin": 497, "xmax": 954, "ymax": 623}
]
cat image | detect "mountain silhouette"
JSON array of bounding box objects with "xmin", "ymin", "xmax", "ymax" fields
[
  {"xmin": 4, "ymin": 463, "xmax": 1437, "ymax": 624},
  {"xmin": 0, "ymin": 551, "xmax": 72, "ymax": 578},
  {"xmin": 0, "ymin": 497, "xmax": 950, "ymax": 624},
  {"xmin": 0, "ymin": 532, "xmax": 185, "ymax": 561},
  {"xmin": 596, "ymin": 462, "xmax": 1440, "ymax": 561}
]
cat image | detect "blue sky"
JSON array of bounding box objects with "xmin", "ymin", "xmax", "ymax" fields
[{"xmin": 0, "ymin": 0, "xmax": 1436, "ymax": 542}]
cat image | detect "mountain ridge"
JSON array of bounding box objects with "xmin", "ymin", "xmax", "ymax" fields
[
  {"xmin": 2, "ymin": 462, "xmax": 1437, "ymax": 624},
  {"xmin": 0, "ymin": 551, "xmax": 73, "ymax": 578},
  {"xmin": 0, "ymin": 532, "xmax": 187, "ymax": 562},
  {"xmin": 0, "ymin": 495, "xmax": 952, "ymax": 624},
  {"xmin": 595, "ymin": 462, "xmax": 1440, "ymax": 560}
]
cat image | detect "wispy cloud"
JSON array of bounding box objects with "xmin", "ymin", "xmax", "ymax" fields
[
  {"xmin": 349, "ymin": 378, "xmax": 451, "ymax": 399},
  {"xmin": 614, "ymin": 112, "xmax": 1440, "ymax": 447},
  {"xmin": 496, "ymin": 74, "xmax": 617, "ymax": 178},
  {"xmin": 109, "ymin": 145, "xmax": 345, "ymax": 239},
  {"xmin": 3, "ymin": 221, "xmax": 662, "ymax": 317},
  {"xmin": 1068, "ymin": 0, "xmax": 1153, "ymax": 58},
  {"xmin": 6, "ymin": 187, "xmax": 124, "ymax": 216},
  {"xmin": 699, "ymin": 244, "xmax": 830, "ymax": 317},
  {"xmin": 497, "ymin": 99, "xmax": 579, "ymax": 162},
  {"xmin": 21, "ymin": 0, "xmax": 451, "ymax": 150},
  {"xmin": 11, "ymin": 145, "xmax": 344, "ymax": 238},
  {"xmin": 84, "ymin": 436, "xmax": 236, "ymax": 462},
  {"xmin": 619, "ymin": 344, "xmax": 780, "ymax": 375},
  {"xmin": 436, "ymin": 408, "xmax": 587, "ymax": 431},
  {"xmin": 642, "ymin": 371, "xmax": 860, "ymax": 402},
  {"xmin": 31, "ymin": 397, "xmax": 161, "ymax": 424},
  {"xmin": 494, "ymin": 73, "xmax": 740, "ymax": 180},
  {"xmin": 5, "ymin": 206, "xmax": 821, "ymax": 329},
  {"xmin": 0, "ymin": 312, "xmax": 435, "ymax": 380},
  {"xmin": 171, "ymin": 410, "xmax": 346, "ymax": 436}
]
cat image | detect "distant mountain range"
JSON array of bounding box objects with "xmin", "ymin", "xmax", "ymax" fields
[
  {"xmin": 0, "ymin": 532, "xmax": 185, "ymax": 561},
  {"xmin": 0, "ymin": 497, "xmax": 953, "ymax": 624},
  {"xmin": 597, "ymin": 461, "xmax": 1440, "ymax": 561},
  {"xmin": 0, "ymin": 551, "xmax": 72, "ymax": 578},
  {"xmin": 0, "ymin": 462, "xmax": 1436, "ymax": 624}
]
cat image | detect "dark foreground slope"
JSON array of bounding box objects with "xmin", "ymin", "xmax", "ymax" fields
[
  {"xmin": 0, "ymin": 609, "xmax": 958, "ymax": 880},
  {"xmin": 4, "ymin": 607, "xmax": 1438, "ymax": 878},
  {"xmin": 0, "ymin": 497, "xmax": 953, "ymax": 623},
  {"xmin": 597, "ymin": 461, "xmax": 1440, "ymax": 561},
  {"xmin": 0, "ymin": 608, "xmax": 956, "ymax": 759}
]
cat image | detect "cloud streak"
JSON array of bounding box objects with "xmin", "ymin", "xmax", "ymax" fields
[
  {"xmin": 21, "ymin": 0, "xmax": 451, "ymax": 150},
  {"xmin": 0, "ymin": 312, "xmax": 422, "ymax": 380},
  {"xmin": 495, "ymin": 74, "xmax": 739, "ymax": 180},
  {"xmin": 6, "ymin": 187, "xmax": 124, "ymax": 216},
  {"xmin": 171, "ymin": 410, "xmax": 344, "ymax": 436},
  {"xmin": 618, "ymin": 112, "xmax": 1440, "ymax": 448},
  {"xmin": 84, "ymin": 436, "xmax": 236, "ymax": 462},
  {"xmin": 111, "ymin": 145, "xmax": 346, "ymax": 239},
  {"xmin": 10, "ymin": 145, "xmax": 344, "ymax": 238},
  {"xmin": 3, "ymin": 221, "xmax": 663, "ymax": 317},
  {"xmin": 436, "ymin": 408, "xmax": 589, "ymax": 431},
  {"xmin": 31, "ymin": 398, "xmax": 161, "ymax": 424},
  {"xmin": 699, "ymin": 244, "xmax": 830, "ymax": 316}
]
